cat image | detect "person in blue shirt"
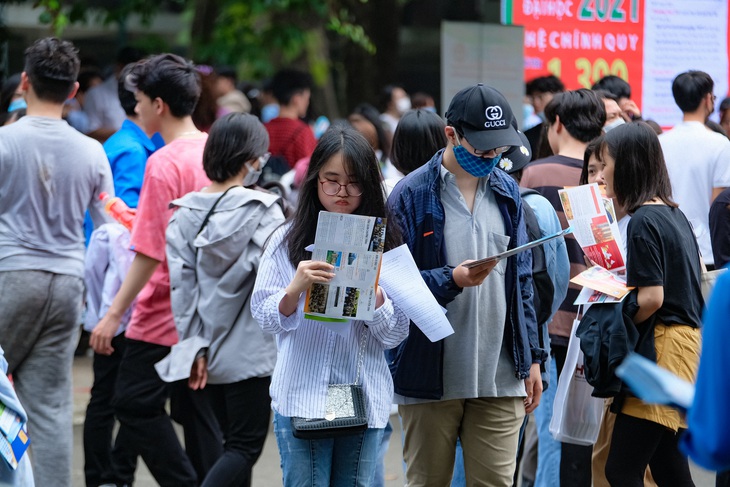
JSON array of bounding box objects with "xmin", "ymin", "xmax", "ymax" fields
[{"xmin": 681, "ymin": 268, "xmax": 730, "ymax": 480}]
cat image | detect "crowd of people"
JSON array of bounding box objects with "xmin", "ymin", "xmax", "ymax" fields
[{"xmin": 1, "ymin": 35, "xmax": 729, "ymax": 487}]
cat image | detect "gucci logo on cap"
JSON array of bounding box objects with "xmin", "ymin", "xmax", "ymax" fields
[{"xmin": 485, "ymin": 106, "xmax": 503, "ymax": 121}]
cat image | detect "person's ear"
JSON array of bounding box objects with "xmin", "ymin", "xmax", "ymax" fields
[
  {"xmin": 554, "ymin": 115, "xmax": 563, "ymax": 134},
  {"xmin": 444, "ymin": 126, "xmax": 457, "ymax": 144},
  {"xmin": 153, "ymin": 97, "xmax": 165, "ymax": 116},
  {"xmin": 19, "ymin": 72, "xmax": 30, "ymax": 92},
  {"xmin": 67, "ymin": 82, "xmax": 79, "ymax": 100}
]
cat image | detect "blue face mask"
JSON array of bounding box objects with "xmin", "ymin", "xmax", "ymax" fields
[
  {"xmin": 453, "ymin": 133, "xmax": 501, "ymax": 178},
  {"xmin": 8, "ymin": 99, "xmax": 26, "ymax": 113}
]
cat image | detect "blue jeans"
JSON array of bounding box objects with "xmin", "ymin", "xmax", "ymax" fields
[
  {"xmin": 374, "ymin": 420, "xmax": 393, "ymax": 487},
  {"xmin": 533, "ymin": 357, "xmax": 560, "ymax": 487},
  {"xmin": 273, "ymin": 412, "xmax": 384, "ymax": 487}
]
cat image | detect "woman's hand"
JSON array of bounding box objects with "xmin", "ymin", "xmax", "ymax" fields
[
  {"xmin": 279, "ymin": 260, "xmax": 335, "ymax": 316},
  {"xmin": 189, "ymin": 356, "xmax": 208, "ymax": 390}
]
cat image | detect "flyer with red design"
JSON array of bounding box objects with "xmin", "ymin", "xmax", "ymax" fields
[{"xmin": 559, "ymin": 183, "xmax": 626, "ymax": 273}]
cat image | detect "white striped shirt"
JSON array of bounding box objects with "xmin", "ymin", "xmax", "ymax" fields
[{"xmin": 251, "ymin": 224, "xmax": 409, "ymax": 428}]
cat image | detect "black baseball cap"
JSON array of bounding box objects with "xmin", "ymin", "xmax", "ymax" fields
[{"xmin": 445, "ymin": 84, "xmax": 522, "ymax": 151}]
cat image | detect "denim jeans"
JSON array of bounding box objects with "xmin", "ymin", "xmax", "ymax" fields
[
  {"xmin": 273, "ymin": 412, "xmax": 384, "ymax": 487},
  {"xmin": 374, "ymin": 420, "xmax": 393, "ymax": 487},
  {"xmin": 533, "ymin": 356, "xmax": 561, "ymax": 487}
]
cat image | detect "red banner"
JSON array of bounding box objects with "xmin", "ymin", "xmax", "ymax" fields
[{"xmin": 503, "ymin": 0, "xmax": 645, "ymax": 104}]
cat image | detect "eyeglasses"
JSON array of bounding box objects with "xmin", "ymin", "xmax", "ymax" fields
[
  {"xmin": 319, "ymin": 179, "xmax": 364, "ymax": 196},
  {"xmin": 455, "ymin": 131, "xmax": 510, "ymax": 157}
]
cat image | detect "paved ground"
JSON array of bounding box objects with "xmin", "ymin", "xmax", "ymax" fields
[{"xmin": 71, "ymin": 353, "xmax": 715, "ymax": 487}]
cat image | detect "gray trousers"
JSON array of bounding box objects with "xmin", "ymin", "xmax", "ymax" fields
[{"xmin": 0, "ymin": 270, "xmax": 84, "ymax": 487}]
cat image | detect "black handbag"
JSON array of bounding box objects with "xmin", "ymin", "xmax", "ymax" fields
[{"xmin": 291, "ymin": 329, "xmax": 369, "ymax": 439}]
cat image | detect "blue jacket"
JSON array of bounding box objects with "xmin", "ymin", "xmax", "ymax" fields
[
  {"xmin": 386, "ymin": 150, "xmax": 544, "ymax": 399},
  {"xmin": 681, "ymin": 267, "xmax": 730, "ymax": 470}
]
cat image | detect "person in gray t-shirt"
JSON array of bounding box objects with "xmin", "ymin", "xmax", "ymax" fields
[{"xmin": 0, "ymin": 37, "xmax": 113, "ymax": 487}]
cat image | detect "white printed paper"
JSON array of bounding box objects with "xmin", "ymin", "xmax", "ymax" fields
[
  {"xmin": 305, "ymin": 212, "xmax": 386, "ymax": 322},
  {"xmin": 379, "ymin": 245, "xmax": 454, "ymax": 342}
]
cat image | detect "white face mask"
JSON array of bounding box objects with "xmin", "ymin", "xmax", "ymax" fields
[
  {"xmin": 603, "ymin": 117, "xmax": 626, "ymax": 133},
  {"xmin": 396, "ymin": 97, "xmax": 411, "ymax": 115},
  {"xmin": 242, "ymin": 161, "xmax": 262, "ymax": 187}
]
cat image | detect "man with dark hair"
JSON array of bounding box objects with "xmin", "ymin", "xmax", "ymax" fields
[
  {"xmin": 593, "ymin": 89, "xmax": 626, "ymax": 133},
  {"xmin": 592, "ymin": 75, "xmax": 642, "ymax": 121},
  {"xmin": 525, "ymin": 75, "xmax": 565, "ymax": 160},
  {"xmin": 388, "ymin": 84, "xmax": 543, "ymax": 486},
  {"xmin": 264, "ymin": 68, "xmax": 316, "ymax": 177},
  {"xmin": 660, "ymin": 70, "xmax": 730, "ymax": 268},
  {"xmin": 91, "ymin": 53, "xmax": 222, "ymax": 486},
  {"xmin": 82, "ymin": 63, "xmax": 164, "ymax": 487},
  {"xmin": 0, "ymin": 37, "xmax": 114, "ymax": 487},
  {"xmin": 84, "ymin": 46, "xmax": 146, "ymax": 142},
  {"xmin": 520, "ymin": 88, "xmax": 605, "ymax": 487}
]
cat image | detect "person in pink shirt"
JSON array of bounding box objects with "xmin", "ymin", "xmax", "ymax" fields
[{"xmin": 90, "ymin": 53, "xmax": 222, "ymax": 487}]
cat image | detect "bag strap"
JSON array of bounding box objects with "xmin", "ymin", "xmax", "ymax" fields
[{"xmin": 196, "ymin": 185, "xmax": 240, "ymax": 237}]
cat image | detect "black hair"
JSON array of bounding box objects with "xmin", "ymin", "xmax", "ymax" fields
[
  {"xmin": 203, "ymin": 113, "xmax": 269, "ymax": 183},
  {"xmin": 720, "ymin": 96, "xmax": 730, "ymax": 112},
  {"xmin": 591, "ymin": 75, "xmax": 631, "ymax": 100},
  {"xmin": 77, "ymin": 69, "xmax": 102, "ymax": 93},
  {"xmin": 216, "ymin": 66, "xmax": 237, "ymax": 82},
  {"xmin": 593, "ymin": 89, "xmax": 618, "ymax": 102},
  {"xmin": 270, "ymin": 69, "xmax": 312, "ymax": 106},
  {"xmin": 391, "ymin": 109, "xmax": 447, "ymax": 175},
  {"xmin": 580, "ymin": 135, "xmax": 604, "ymax": 185},
  {"xmin": 672, "ymin": 70, "xmax": 714, "ymax": 113},
  {"xmin": 349, "ymin": 103, "xmax": 391, "ymax": 160},
  {"xmin": 116, "ymin": 64, "xmax": 137, "ymax": 116},
  {"xmin": 285, "ymin": 125, "xmax": 401, "ymax": 267},
  {"xmin": 596, "ymin": 122, "xmax": 676, "ymax": 213},
  {"xmin": 525, "ymin": 75, "xmax": 565, "ymax": 96},
  {"xmin": 379, "ymin": 84, "xmax": 405, "ymax": 112},
  {"xmin": 125, "ymin": 53, "xmax": 201, "ymax": 118},
  {"xmin": 23, "ymin": 37, "xmax": 80, "ymax": 104},
  {"xmin": 0, "ymin": 73, "xmax": 21, "ymax": 113},
  {"xmin": 544, "ymin": 89, "xmax": 606, "ymax": 143}
]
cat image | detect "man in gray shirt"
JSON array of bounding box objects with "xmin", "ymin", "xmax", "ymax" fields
[{"xmin": 0, "ymin": 37, "xmax": 113, "ymax": 487}]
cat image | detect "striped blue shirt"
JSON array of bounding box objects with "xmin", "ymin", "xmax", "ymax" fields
[{"xmin": 251, "ymin": 224, "xmax": 410, "ymax": 428}]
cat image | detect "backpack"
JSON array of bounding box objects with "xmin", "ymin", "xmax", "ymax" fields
[{"xmin": 520, "ymin": 188, "xmax": 555, "ymax": 328}]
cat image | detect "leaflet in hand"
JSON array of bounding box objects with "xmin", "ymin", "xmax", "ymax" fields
[
  {"xmin": 304, "ymin": 212, "xmax": 386, "ymax": 322},
  {"xmin": 616, "ymin": 353, "xmax": 694, "ymax": 411},
  {"xmin": 571, "ymin": 265, "xmax": 634, "ymax": 299},
  {"xmin": 0, "ymin": 402, "xmax": 29, "ymax": 470},
  {"xmin": 463, "ymin": 227, "xmax": 573, "ymax": 269},
  {"xmin": 558, "ymin": 183, "xmax": 626, "ymax": 273}
]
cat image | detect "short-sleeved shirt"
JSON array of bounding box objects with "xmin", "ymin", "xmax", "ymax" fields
[
  {"xmin": 264, "ymin": 117, "xmax": 317, "ymax": 169},
  {"xmin": 660, "ymin": 121, "xmax": 730, "ymax": 264},
  {"xmin": 0, "ymin": 116, "xmax": 113, "ymax": 278},
  {"xmin": 103, "ymin": 119, "xmax": 163, "ymax": 208},
  {"xmin": 125, "ymin": 136, "xmax": 210, "ymax": 347},
  {"xmin": 626, "ymin": 205, "xmax": 703, "ymax": 328}
]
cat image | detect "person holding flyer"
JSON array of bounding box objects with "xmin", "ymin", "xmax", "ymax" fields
[
  {"xmin": 251, "ymin": 125, "xmax": 409, "ymax": 487},
  {"xmin": 598, "ymin": 122, "xmax": 702, "ymax": 487},
  {"xmin": 387, "ymin": 84, "xmax": 543, "ymax": 487}
]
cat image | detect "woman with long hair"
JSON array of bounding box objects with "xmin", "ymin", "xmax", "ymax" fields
[{"xmin": 251, "ymin": 125, "xmax": 409, "ymax": 486}]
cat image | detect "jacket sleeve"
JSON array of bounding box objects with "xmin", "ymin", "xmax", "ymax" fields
[
  {"xmin": 680, "ymin": 271, "xmax": 730, "ymax": 470},
  {"xmin": 515, "ymin": 198, "xmax": 544, "ymax": 364},
  {"xmin": 388, "ymin": 181, "xmax": 462, "ymax": 307}
]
